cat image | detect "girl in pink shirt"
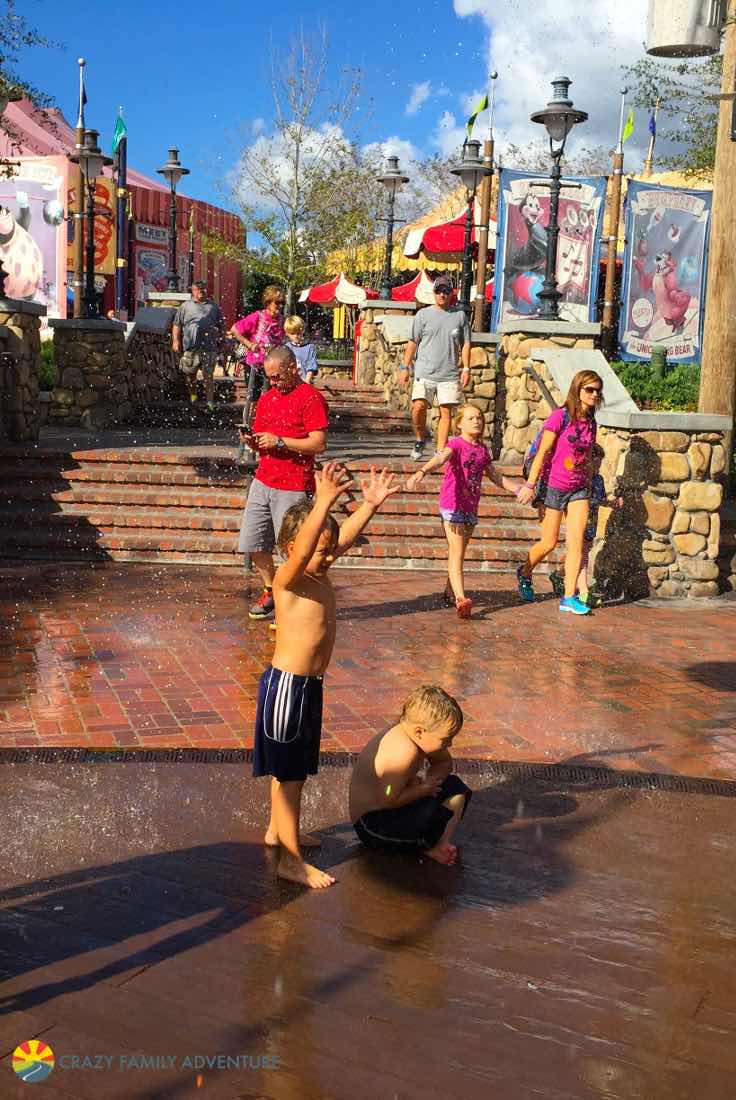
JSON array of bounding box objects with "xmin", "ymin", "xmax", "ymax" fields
[
  {"xmin": 407, "ymin": 405, "xmax": 522, "ymax": 618},
  {"xmin": 516, "ymin": 370, "xmax": 604, "ymax": 616}
]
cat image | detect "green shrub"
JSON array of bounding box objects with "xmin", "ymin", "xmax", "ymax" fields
[
  {"xmin": 610, "ymin": 359, "xmax": 700, "ymax": 412},
  {"xmin": 39, "ymin": 341, "xmax": 55, "ymax": 391}
]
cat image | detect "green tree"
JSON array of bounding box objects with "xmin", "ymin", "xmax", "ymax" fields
[
  {"xmin": 0, "ymin": 0, "xmax": 56, "ymax": 177},
  {"xmin": 622, "ymin": 54, "xmax": 721, "ymax": 178}
]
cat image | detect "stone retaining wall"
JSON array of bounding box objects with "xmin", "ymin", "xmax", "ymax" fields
[
  {"xmin": 126, "ymin": 329, "xmax": 184, "ymax": 404},
  {"xmin": 48, "ymin": 319, "xmax": 131, "ymax": 429},
  {"xmin": 0, "ymin": 298, "xmax": 44, "ymax": 442}
]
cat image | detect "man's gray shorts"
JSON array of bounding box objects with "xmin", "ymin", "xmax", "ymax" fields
[{"xmin": 237, "ymin": 478, "xmax": 309, "ymax": 554}]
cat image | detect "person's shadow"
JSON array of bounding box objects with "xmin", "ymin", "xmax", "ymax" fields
[
  {"xmin": 0, "ymin": 768, "xmax": 630, "ymax": 1020},
  {"xmin": 593, "ymin": 435, "xmax": 659, "ymax": 601}
]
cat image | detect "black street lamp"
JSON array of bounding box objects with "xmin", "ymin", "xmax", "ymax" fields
[
  {"xmin": 377, "ymin": 156, "xmax": 409, "ymax": 300},
  {"xmin": 71, "ymin": 129, "xmax": 113, "ymax": 319},
  {"xmin": 157, "ymin": 147, "xmax": 189, "ymax": 292},
  {"xmin": 530, "ymin": 76, "xmax": 588, "ymax": 320},
  {"xmin": 450, "ymin": 139, "xmax": 491, "ymax": 322}
]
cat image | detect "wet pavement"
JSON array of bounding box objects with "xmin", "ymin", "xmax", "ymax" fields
[
  {"xmin": 1, "ymin": 562, "xmax": 735, "ymax": 780},
  {"xmin": 1, "ymin": 761, "xmax": 734, "ymax": 1099}
]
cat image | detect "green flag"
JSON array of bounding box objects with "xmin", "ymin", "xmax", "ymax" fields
[
  {"xmin": 466, "ymin": 93, "xmax": 489, "ymax": 138},
  {"xmin": 621, "ymin": 107, "xmax": 634, "ymax": 144},
  {"xmin": 112, "ymin": 113, "xmax": 128, "ymax": 154}
]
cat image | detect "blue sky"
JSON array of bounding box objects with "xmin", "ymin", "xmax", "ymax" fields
[{"xmin": 20, "ymin": 0, "xmax": 651, "ymax": 214}]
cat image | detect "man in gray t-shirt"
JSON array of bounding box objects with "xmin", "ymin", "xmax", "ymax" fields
[
  {"xmin": 398, "ymin": 274, "xmax": 470, "ymax": 460},
  {"xmin": 172, "ymin": 281, "xmax": 225, "ymax": 407}
]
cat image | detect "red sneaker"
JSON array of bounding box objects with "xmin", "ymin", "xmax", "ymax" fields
[
  {"xmin": 249, "ymin": 588, "xmax": 275, "ymax": 619},
  {"xmin": 456, "ymin": 597, "xmax": 472, "ymax": 619}
]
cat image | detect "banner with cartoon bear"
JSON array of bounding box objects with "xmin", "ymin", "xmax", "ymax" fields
[
  {"xmin": 618, "ymin": 181, "xmax": 711, "ymax": 364},
  {"xmin": 0, "ymin": 156, "xmax": 68, "ymax": 318},
  {"xmin": 491, "ymin": 168, "xmax": 606, "ymax": 330}
]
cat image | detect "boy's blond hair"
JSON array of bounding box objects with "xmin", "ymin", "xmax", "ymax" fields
[
  {"xmin": 277, "ymin": 500, "xmax": 339, "ymax": 555},
  {"xmin": 399, "ymin": 685, "xmax": 463, "ymax": 734},
  {"xmin": 284, "ymin": 314, "xmax": 305, "ymax": 338}
]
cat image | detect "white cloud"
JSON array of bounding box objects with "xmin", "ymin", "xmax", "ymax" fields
[
  {"xmin": 251, "ymin": 118, "xmax": 265, "ymax": 137},
  {"xmin": 233, "ymin": 122, "xmax": 350, "ymax": 212},
  {"xmin": 453, "ymin": 0, "xmax": 648, "ymax": 159},
  {"xmin": 405, "ymin": 81, "xmax": 432, "ymax": 116},
  {"xmin": 364, "ymin": 135, "xmax": 422, "ymax": 167},
  {"xmin": 431, "ymin": 109, "xmax": 467, "ymax": 158}
]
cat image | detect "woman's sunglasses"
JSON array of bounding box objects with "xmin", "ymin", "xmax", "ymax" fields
[{"xmin": 582, "ymin": 386, "xmax": 602, "ymax": 396}]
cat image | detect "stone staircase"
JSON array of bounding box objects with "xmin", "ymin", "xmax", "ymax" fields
[
  {"xmin": 136, "ymin": 376, "xmax": 412, "ymax": 435},
  {"xmin": 0, "ymin": 448, "xmax": 556, "ymax": 574}
]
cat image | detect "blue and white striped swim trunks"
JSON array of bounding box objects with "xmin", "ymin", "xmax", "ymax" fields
[{"xmin": 253, "ymin": 665, "xmax": 324, "ymax": 781}]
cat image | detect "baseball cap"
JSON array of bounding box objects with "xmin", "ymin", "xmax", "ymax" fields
[{"xmin": 433, "ymin": 276, "xmax": 453, "ymax": 293}]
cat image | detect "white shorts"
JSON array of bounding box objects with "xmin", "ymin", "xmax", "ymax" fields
[{"xmin": 411, "ymin": 377, "xmax": 462, "ymax": 407}]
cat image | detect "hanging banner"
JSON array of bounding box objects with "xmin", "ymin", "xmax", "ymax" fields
[
  {"xmin": 0, "ymin": 156, "xmax": 68, "ymax": 318},
  {"xmin": 66, "ymin": 175, "xmax": 116, "ymax": 276},
  {"xmin": 491, "ymin": 168, "xmax": 606, "ymax": 330},
  {"xmin": 618, "ymin": 181, "xmax": 711, "ymax": 363}
]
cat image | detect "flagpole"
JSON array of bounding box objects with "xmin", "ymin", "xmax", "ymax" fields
[
  {"xmin": 473, "ymin": 71, "xmax": 498, "ymax": 332},
  {"xmin": 114, "ymin": 107, "xmax": 128, "ymax": 318},
  {"xmin": 187, "ymin": 206, "xmax": 195, "ymax": 290},
  {"xmin": 602, "ymin": 87, "xmax": 628, "ymax": 354},
  {"xmin": 642, "ymin": 96, "xmax": 660, "ymax": 179},
  {"xmin": 72, "ymin": 58, "xmax": 86, "ymax": 318}
]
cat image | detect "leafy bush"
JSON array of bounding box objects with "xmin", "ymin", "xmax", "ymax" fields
[
  {"xmin": 610, "ymin": 359, "xmax": 700, "ymax": 412},
  {"xmin": 39, "ymin": 341, "xmax": 55, "ymax": 391}
]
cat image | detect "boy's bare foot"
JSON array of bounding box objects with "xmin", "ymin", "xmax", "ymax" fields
[
  {"xmin": 264, "ymin": 830, "xmax": 321, "ymax": 848},
  {"xmin": 277, "ymin": 854, "xmax": 335, "ymax": 889},
  {"xmin": 426, "ymin": 841, "xmax": 458, "ymax": 866}
]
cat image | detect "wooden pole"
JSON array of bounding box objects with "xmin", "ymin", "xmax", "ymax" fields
[
  {"xmin": 473, "ymin": 72, "xmax": 498, "ymax": 332},
  {"xmin": 473, "ymin": 138, "xmax": 494, "ymax": 332},
  {"xmin": 698, "ymin": 1, "xmax": 736, "ymax": 476},
  {"xmin": 601, "ymin": 89, "xmax": 628, "ymax": 356},
  {"xmin": 72, "ymin": 59, "xmax": 86, "ymax": 319}
]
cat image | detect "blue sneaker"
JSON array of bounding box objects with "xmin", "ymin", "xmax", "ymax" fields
[
  {"xmin": 559, "ymin": 595, "xmax": 591, "ymax": 616},
  {"xmin": 516, "ymin": 565, "xmax": 535, "ymax": 603}
]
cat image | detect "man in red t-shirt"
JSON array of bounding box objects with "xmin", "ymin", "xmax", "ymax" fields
[{"xmin": 238, "ymin": 346, "xmax": 329, "ymax": 619}]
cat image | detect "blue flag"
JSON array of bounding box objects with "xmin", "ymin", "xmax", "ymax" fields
[{"xmin": 648, "ymin": 109, "xmax": 657, "ymax": 138}]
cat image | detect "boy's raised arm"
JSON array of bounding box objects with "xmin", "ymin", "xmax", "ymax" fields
[
  {"xmin": 336, "ymin": 466, "xmax": 400, "ymax": 555},
  {"xmin": 276, "ymin": 462, "xmax": 354, "ymax": 589}
]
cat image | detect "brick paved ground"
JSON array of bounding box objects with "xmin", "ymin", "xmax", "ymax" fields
[{"xmin": 1, "ymin": 562, "xmax": 735, "ymax": 779}]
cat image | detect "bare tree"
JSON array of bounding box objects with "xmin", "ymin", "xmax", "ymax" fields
[{"xmin": 233, "ymin": 28, "xmax": 365, "ymax": 310}]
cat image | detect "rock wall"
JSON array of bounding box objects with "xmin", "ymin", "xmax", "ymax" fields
[
  {"xmin": 126, "ymin": 329, "xmax": 185, "ymax": 404},
  {"xmin": 0, "ymin": 298, "xmax": 44, "ymax": 442},
  {"xmin": 48, "ymin": 320, "xmax": 131, "ymax": 429},
  {"xmin": 594, "ymin": 426, "xmax": 726, "ymax": 600}
]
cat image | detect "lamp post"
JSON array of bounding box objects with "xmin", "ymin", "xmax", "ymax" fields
[
  {"xmin": 377, "ymin": 156, "xmax": 409, "ymax": 300},
  {"xmin": 450, "ymin": 139, "xmax": 491, "ymax": 322},
  {"xmin": 70, "ymin": 129, "xmax": 113, "ymax": 319},
  {"xmin": 157, "ymin": 147, "xmax": 189, "ymax": 292},
  {"xmin": 530, "ymin": 77, "xmax": 587, "ymax": 320}
]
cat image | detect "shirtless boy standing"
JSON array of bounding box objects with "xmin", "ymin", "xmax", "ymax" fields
[
  {"xmin": 349, "ymin": 686, "xmax": 471, "ymax": 866},
  {"xmin": 254, "ymin": 461, "xmax": 399, "ymax": 889}
]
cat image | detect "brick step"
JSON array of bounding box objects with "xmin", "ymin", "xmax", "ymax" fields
[
  {"xmin": 0, "ymin": 523, "xmax": 558, "ymax": 563},
  {"xmin": 0, "ymin": 504, "xmax": 543, "ymax": 542},
  {"xmin": 0, "ymin": 476, "xmax": 535, "ymax": 519},
  {"xmin": 0, "ymin": 481, "xmax": 248, "ymax": 509},
  {"xmin": 130, "ymin": 401, "xmax": 409, "ymax": 433},
  {"xmin": 0, "ymin": 462, "xmax": 244, "ymax": 489}
]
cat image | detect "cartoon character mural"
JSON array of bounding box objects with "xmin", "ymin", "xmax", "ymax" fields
[
  {"xmin": 0, "ymin": 157, "xmax": 67, "ymax": 317},
  {"xmin": 618, "ymin": 181, "xmax": 711, "ymax": 363},
  {"xmin": 491, "ymin": 168, "xmax": 606, "ymax": 329}
]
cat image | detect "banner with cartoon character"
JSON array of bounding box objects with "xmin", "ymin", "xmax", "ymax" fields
[
  {"xmin": 0, "ymin": 156, "xmax": 67, "ymax": 318},
  {"xmin": 618, "ymin": 181, "xmax": 711, "ymax": 364},
  {"xmin": 491, "ymin": 168, "xmax": 606, "ymax": 330},
  {"xmin": 66, "ymin": 176, "xmax": 116, "ymax": 276}
]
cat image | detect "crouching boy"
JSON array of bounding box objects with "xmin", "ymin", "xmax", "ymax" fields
[{"xmin": 349, "ymin": 685, "xmax": 471, "ymax": 866}]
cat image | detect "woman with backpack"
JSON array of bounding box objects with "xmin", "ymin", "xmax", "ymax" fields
[{"xmin": 516, "ymin": 370, "xmax": 604, "ymax": 616}]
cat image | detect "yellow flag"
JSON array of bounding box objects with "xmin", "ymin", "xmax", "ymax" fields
[
  {"xmin": 466, "ymin": 93, "xmax": 489, "ymax": 138},
  {"xmin": 621, "ymin": 107, "xmax": 634, "ymax": 144}
]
